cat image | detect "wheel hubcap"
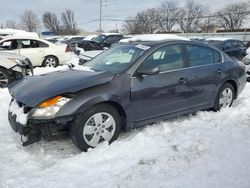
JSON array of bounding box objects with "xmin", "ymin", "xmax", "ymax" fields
[
  {"xmin": 0, "ymin": 71, "xmax": 8, "ymax": 88},
  {"xmin": 219, "ymin": 88, "xmax": 233, "ymax": 108},
  {"xmin": 83, "ymin": 112, "xmax": 116, "ymax": 147},
  {"xmin": 45, "ymin": 58, "xmax": 56, "ymax": 67}
]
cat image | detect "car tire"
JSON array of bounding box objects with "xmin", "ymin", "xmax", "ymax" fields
[
  {"xmin": 0, "ymin": 68, "xmax": 12, "ymax": 88},
  {"xmin": 70, "ymin": 104, "xmax": 121, "ymax": 151},
  {"xmin": 42, "ymin": 56, "xmax": 59, "ymax": 67},
  {"xmin": 213, "ymin": 83, "xmax": 235, "ymax": 111}
]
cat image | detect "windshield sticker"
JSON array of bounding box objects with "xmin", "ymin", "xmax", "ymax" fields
[{"xmin": 135, "ymin": 44, "xmax": 151, "ymax": 51}]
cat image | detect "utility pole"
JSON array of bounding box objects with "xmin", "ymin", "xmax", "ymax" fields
[{"xmin": 99, "ymin": 0, "xmax": 102, "ymax": 32}]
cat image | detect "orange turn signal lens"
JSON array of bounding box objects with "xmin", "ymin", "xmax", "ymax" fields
[{"xmin": 38, "ymin": 96, "xmax": 62, "ymax": 108}]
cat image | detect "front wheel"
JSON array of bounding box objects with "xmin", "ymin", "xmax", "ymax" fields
[
  {"xmin": 0, "ymin": 68, "xmax": 12, "ymax": 88},
  {"xmin": 213, "ymin": 83, "xmax": 235, "ymax": 111},
  {"xmin": 70, "ymin": 104, "xmax": 121, "ymax": 151}
]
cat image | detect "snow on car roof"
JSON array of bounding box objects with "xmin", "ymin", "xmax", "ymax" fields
[
  {"xmin": 83, "ymin": 35, "xmax": 97, "ymax": 41},
  {"xmin": 101, "ymin": 33, "xmax": 121, "ymax": 35},
  {"xmin": 206, "ymin": 37, "xmax": 233, "ymax": 41},
  {"xmin": 119, "ymin": 34, "xmax": 190, "ymax": 43},
  {"xmin": 0, "ymin": 36, "xmax": 40, "ymax": 42}
]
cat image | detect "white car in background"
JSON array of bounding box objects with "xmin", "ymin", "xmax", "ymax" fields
[
  {"xmin": 0, "ymin": 37, "xmax": 70, "ymax": 67},
  {"xmin": 0, "ymin": 52, "xmax": 32, "ymax": 88}
]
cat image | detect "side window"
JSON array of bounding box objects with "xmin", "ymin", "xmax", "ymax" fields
[
  {"xmin": 0, "ymin": 40, "xmax": 18, "ymax": 50},
  {"xmin": 142, "ymin": 44, "xmax": 185, "ymax": 72},
  {"xmin": 20, "ymin": 39, "xmax": 49, "ymax": 48},
  {"xmin": 37, "ymin": 40, "xmax": 49, "ymax": 48},
  {"xmin": 236, "ymin": 41, "xmax": 245, "ymax": 48},
  {"xmin": 230, "ymin": 40, "xmax": 238, "ymax": 48},
  {"xmin": 223, "ymin": 41, "xmax": 231, "ymax": 49},
  {"xmin": 106, "ymin": 36, "xmax": 120, "ymax": 44},
  {"xmin": 213, "ymin": 50, "xmax": 222, "ymax": 63},
  {"xmin": 20, "ymin": 39, "xmax": 32, "ymax": 48},
  {"xmin": 187, "ymin": 44, "xmax": 215, "ymax": 66}
]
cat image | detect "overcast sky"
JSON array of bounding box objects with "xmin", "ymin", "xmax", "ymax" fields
[{"xmin": 0, "ymin": 0, "xmax": 240, "ymax": 32}]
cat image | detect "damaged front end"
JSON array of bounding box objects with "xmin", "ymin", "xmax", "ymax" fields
[
  {"xmin": 9, "ymin": 58, "xmax": 33, "ymax": 81},
  {"xmin": 8, "ymin": 99, "xmax": 73, "ymax": 146}
]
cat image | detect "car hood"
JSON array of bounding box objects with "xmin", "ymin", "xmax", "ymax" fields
[{"xmin": 9, "ymin": 69, "xmax": 114, "ymax": 107}]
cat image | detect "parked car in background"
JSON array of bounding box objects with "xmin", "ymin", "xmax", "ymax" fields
[
  {"xmin": 93, "ymin": 33, "xmax": 124, "ymax": 48},
  {"xmin": 0, "ymin": 37, "xmax": 70, "ymax": 67},
  {"xmin": 73, "ymin": 35, "xmax": 99, "ymax": 53},
  {"xmin": 0, "ymin": 52, "xmax": 32, "ymax": 88},
  {"xmin": 206, "ymin": 38, "xmax": 247, "ymax": 60},
  {"xmin": 44, "ymin": 36, "xmax": 62, "ymax": 44},
  {"xmin": 75, "ymin": 40, "xmax": 104, "ymax": 54},
  {"xmin": 8, "ymin": 34, "xmax": 246, "ymax": 151}
]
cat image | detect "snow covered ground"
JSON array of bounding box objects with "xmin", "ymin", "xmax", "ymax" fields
[{"xmin": 0, "ymin": 64, "xmax": 250, "ymax": 188}]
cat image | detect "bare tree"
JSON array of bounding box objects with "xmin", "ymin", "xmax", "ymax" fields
[
  {"xmin": 123, "ymin": 8, "xmax": 161, "ymax": 34},
  {"xmin": 61, "ymin": 9, "xmax": 78, "ymax": 35},
  {"xmin": 157, "ymin": 1, "xmax": 181, "ymax": 32},
  {"xmin": 42, "ymin": 12, "xmax": 60, "ymax": 34},
  {"xmin": 20, "ymin": 10, "xmax": 40, "ymax": 32},
  {"xmin": 178, "ymin": 0, "xmax": 208, "ymax": 33},
  {"xmin": 5, "ymin": 20, "xmax": 18, "ymax": 29},
  {"xmin": 216, "ymin": 2, "xmax": 248, "ymax": 31}
]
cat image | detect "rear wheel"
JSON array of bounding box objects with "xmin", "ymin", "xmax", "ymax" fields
[
  {"xmin": 70, "ymin": 104, "xmax": 121, "ymax": 151},
  {"xmin": 42, "ymin": 56, "xmax": 59, "ymax": 67},
  {"xmin": 213, "ymin": 83, "xmax": 235, "ymax": 111},
  {"xmin": 0, "ymin": 68, "xmax": 12, "ymax": 88}
]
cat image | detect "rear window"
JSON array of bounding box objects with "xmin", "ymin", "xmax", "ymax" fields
[{"xmin": 187, "ymin": 44, "xmax": 222, "ymax": 67}]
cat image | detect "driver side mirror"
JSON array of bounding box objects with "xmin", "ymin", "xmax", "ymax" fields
[{"xmin": 136, "ymin": 66, "xmax": 160, "ymax": 77}]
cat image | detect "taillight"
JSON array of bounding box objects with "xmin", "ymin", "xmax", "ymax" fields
[{"xmin": 65, "ymin": 45, "xmax": 70, "ymax": 53}]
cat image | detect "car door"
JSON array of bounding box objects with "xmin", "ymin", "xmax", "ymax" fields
[
  {"xmin": 184, "ymin": 44, "xmax": 224, "ymax": 108},
  {"xmin": 131, "ymin": 44, "xmax": 194, "ymax": 122},
  {"xmin": 19, "ymin": 39, "xmax": 46, "ymax": 66}
]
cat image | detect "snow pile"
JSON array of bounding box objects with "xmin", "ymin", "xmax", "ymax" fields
[
  {"xmin": 9, "ymin": 100, "xmax": 28, "ymax": 125},
  {"xmin": 120, "ymin": 34, "xmax": 190, "ymax": 43},
  {"xmin": 1, "ymin": 63, "xmax": 250, "ymax": 187},
  {"xmin": 0, "ymin": 83, "xmax": 250, "ymax": 187}
]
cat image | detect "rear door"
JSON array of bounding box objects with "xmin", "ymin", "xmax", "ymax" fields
[
  {"xmin": 184, "ymin": 44, "xmax": 224, "ymax": 108},
  {"xmin": 19, "ymin": 39, "xmax": 48, "ymax": 66},
  {"xmin": 131, "ymin": 44, "xmax": 195, "ymax": 122}
]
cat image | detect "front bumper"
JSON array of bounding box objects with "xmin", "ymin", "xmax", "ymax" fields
[{"xmin": 8, "ymin": 110, "xmax": 73, "ymax": 146}]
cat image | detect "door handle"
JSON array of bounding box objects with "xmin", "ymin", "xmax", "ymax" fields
[
  {"xmin": 217, "ymin": 69, "xmax": 222, "ymax": 74},
  {"xmin": 178, "ymin": 78, "xmax": 187, "ymax": 84}
]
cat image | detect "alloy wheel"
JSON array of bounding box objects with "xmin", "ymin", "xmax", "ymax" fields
[
  {"xmin": 0, "ymin": 70, "xmax": 8, "ymax": 88},
  {"xmin": 45, "ymin": 57, "xmax": 56, "ymax": 67},
  {"xmin": 83, "ymin": 112, "xmax": 116, "ymax": 147},
  {"xmin": 219, "ymin": 88, "xmax": 233, "ymax": 108}
]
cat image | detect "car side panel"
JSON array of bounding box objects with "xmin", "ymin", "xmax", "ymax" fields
[{"xmin": 56, "ymin": 74, "xmax": 132, "ymax": 122}]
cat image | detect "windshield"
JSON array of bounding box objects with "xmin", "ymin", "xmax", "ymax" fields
[
  {"xmin": 84, "ymin": 44, "xmax": 148, "ymax": 73},
  {"xmin": 93, "ymin": 34, "xmax": 107, "ymax": 43},
  {"xmin": 206, "ymin": 40, "xmax": 223, "ymax": 49}
]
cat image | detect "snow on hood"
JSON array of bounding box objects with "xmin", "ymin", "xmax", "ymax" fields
[{"xmin": 120, "ymin": 34, "xmax": 190, "ymax": 43}]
